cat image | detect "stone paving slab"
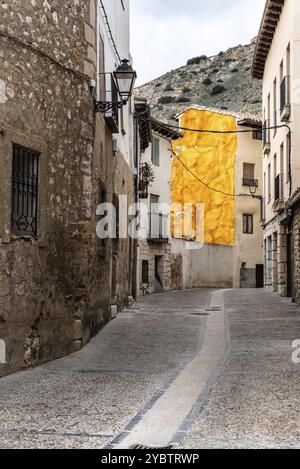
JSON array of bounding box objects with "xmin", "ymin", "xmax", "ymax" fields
[
  {"xmin": 180, "ymin": 437, "xmax": 300, "ymax": 449},
  {"xmin": 0, "ymin": 432, "xmax": 111, "ymax": 449},
  {"xmin": 0, "ymin": 289, "xmax": 211, "ymax": 449},
  {"xmin": 183, "ymin": 289, "xmax": 300, "ymax": 449}
]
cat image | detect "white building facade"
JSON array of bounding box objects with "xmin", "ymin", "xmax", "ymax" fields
[
  {"xmin": 252, "ymin": 0, "xmax": 300, "ymax": 297},
  {"xmin": 137, "ymin": 119, "xmax": 181, "ymax": 295}
]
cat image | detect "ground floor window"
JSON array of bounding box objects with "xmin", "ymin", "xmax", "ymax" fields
[{"xmin": 142, "ymin": 260, "xmax": 149, "ymax": 284}]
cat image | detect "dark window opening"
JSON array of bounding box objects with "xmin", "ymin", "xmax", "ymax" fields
[
  {"xmin": 142, "ymin": 260, "xmax": 149, "ymax": 284},
  {"xmin": 243, "ymin": 214, "xmax": 253, "ymax": 235},
  {"xmin": 11, "ymin": 144, "xmax": 39, "ymax": 236},
  {"xmin": 252, "ymin": 129, "xmax": 262, "ymax": 141},
  {"xmin": 98, "ymin": 180, "xmax": 107, "ymax": 251}
]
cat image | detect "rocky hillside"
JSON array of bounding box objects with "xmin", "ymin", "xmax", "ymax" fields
[{"xmin": 135, "ymin": 41, "xmax": 262, "ymax": 122}]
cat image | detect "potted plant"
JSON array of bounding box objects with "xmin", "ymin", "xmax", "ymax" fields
[{"xmin": 139, "ymin": 163, "xmax": 155, "ymax": 199}]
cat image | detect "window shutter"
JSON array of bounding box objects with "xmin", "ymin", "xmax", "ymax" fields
[{"xmin": 152, "ymin": 138, "xmax": 160, "ymax": 166}]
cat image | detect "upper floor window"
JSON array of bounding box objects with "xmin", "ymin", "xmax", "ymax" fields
[
  {"xmin": 11, "ymin": 144, "xmax": 39, "ymax": 236},
  {"xmin": 243, "ymin": 163, "xmax": 258, "ymax": 188},
  {"xmin": 243, "ymin": 163, "xmax": 255, "ymax": 180},
  {"xmin": 151, "ymin": 137, "xmax": 160, "ymax": 166},
  {"xmin": 273, "ymin": 78, "xmax": 277, "ymax": 136}
]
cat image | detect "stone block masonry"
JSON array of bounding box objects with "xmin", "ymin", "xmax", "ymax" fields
[{"xmin": 0, "ymin": 0, "xmax": 122, "ymax": 377}]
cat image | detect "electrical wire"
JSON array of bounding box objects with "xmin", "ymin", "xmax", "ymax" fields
[
  {"xmin": 135, "ymin": 111, "xmax": 292, "ymax": 199},
  {"xmin": 171, "ymin": 149, "xmax": 249, "ymax": 198},
  {"xmin": 99, "ymin": 0, "xmax": 121, "ymax": 64},
  {"xmin": 134, "ymin": 112, "xmax": 289, "ymax": 135}
]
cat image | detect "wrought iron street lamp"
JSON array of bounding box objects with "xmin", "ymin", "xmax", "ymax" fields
[
  {"xmin": 114, "ymin": 59, "xmax": 137, "ymax": 104},
  {"xmin": 95, "ymin": 59, "xmax": 137, "ymax": 114}
]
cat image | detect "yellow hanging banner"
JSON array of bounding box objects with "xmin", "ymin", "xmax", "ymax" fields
[{"xmin": 172, "ymin": 109, "xmax": 237, "ymax": 246}]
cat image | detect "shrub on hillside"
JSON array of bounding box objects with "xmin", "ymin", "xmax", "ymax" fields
[
  {"xmin": 176, "ymin": 96, "xmax": 190, "ymax": 103},
  {"xmin": 203, "ymin": 77, "xmax": 212, "ymax": 85},
  {"xmin": 210, "ymin": 85, "xmax": 225, "ymax": 95},
  {"xmin": 157, "ymin": 96, "xmax": 176, "ymax": 104},
  {"xmin": 187, "ymin": 55, "xmax": 207, "ymax": 66},
  {"xmin": 164, "ymin": 84, "xmax": 174, "ymax": 92}
]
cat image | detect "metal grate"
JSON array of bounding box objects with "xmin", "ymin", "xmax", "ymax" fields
[
  {"xmin": 142, "ymin": 260, "xmax": 149, "ymax": 284},
  {"xmin": 132, "ymin": 445, "xmax": 173, "ymax": 450},
  {"xmin": 11, "ymin": 144, "xmax": 39, "ymax": 235}
]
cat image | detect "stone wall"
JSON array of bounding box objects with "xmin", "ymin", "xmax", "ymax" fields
[
  {"xmin": 170, "ymin": 254, "xmax": 183, "ymax": 291},
  {"xmin": 293, "ymin": 207, "xmax": 300, "ymax": 303},
  {"xmin": 0, "ymin": 0, "xmax": 134, "ymax": 377},
  {"xmin": 138, "ymin": 240, "xmax": 171, "ymax": 295}
]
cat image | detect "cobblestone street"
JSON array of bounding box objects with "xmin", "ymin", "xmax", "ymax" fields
[{"xmin": 0, "ymin": 289, "xmax": 299, "ymax": 449}]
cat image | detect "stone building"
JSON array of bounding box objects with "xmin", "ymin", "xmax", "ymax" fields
[
  {"xmin": 0, "ymin": 0, "xmax": 137, "ymax": 377},
  {"xmin": 252, "ymin": 0, "xmax": 300, "ymax": 298},
  {"xmin": 171, "ymin": 107, "xmax": 264, "ymax": 289}
]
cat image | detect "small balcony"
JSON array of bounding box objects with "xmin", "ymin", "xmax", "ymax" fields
[
  {"xmin": 280, "ymin": 76, "xmax": 291, "ymax": 122},
  {"xmin": 104, "ymin": 75, "xmax": 119, "ymax": 134},
  {"xmin": 242, "ymin": 178, "xmax": 258, "ymax": 188},
  {"xmin": 148, "ymin": 212, "xmax": 169, "ymax": 244},
  {"xmin": 263, "ymin": 120, "xmax": 271, "ymax": 154}
]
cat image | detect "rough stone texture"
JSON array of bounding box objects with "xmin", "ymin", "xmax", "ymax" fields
[
  {"xmin": 240, "ymin": 268, "xmax": 256, "ymax": 288},
  {"xmin": 0, "ymin": 0, "xmax": 134, "ymax": 377},
  {"xmin": 293, "ymin": 207, "xmax": 300, "ymax": 304},
  {"xmin": 0, "ymin": 289, "xmax": 298, "ymax": 449},
  {"xmin": 170, "ymin": 254, "xmax": 183, "ymax": 291},
  {"xmin": 277, "ymin": 224, "xmax": 288, "ymax": 297},
  {"xmin": 0, "ymin": 289, "xmax": 211, "ymax": 449},
  {"xmin": 135, "ymin": 42, "xmax": 261, "ymax": 123},
  {"xmin": 182, "ymin": 289, "xmax": 300, "ymax": 449},
  {"xmin": 138, "ymin": 240, "xmax": 171, "ymax": 295}
]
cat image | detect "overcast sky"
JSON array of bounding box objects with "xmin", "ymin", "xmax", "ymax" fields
[{"xmin": 130, "ymin": 0, "xmax": 266, "ymax": 86}]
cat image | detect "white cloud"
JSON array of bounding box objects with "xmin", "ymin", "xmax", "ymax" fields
[{"xmin": 130, "ymin": 0, "xmax": 266, "ymax": 86}]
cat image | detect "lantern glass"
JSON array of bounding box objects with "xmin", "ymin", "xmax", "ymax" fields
[{"xmin": 114, "ymin": 60, "xmax": 137, "ymax": 103}]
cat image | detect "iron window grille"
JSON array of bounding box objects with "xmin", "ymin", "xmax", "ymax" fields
[
  {"xmin": 11, "ymin": 144, "xmax": 39, "ymax": 235},
  {"xmin": 263, "ymin": 120, "xmax": 270, "ymax": 146},
  {"xmin": 243, "ymin": 214, "xmax": 253, "ymax": 234}
]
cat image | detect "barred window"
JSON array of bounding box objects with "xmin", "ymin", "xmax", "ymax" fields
[{"xmin": 11, "ymin": 144, "xmax": 39, "ymax": 235}]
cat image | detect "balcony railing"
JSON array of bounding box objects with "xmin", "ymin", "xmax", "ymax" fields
[
  {"xmin": 149, "ymin": 211, "xmax": 169, "ymax": 244},
  {"xmin": 104, "ymin": 74, "xmax": 119, "ymax": 133},
  {"xmin": 280, "ymin": 76, "xmax": 291, "ymax": 121},
  {"xmin": 243, "ymin": 178, "xmax": 258, "ymax": 187}
]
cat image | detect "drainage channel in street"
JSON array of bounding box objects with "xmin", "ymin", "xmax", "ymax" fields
[{"xmin": 106, "ymin": 290, "xmax": 230, "ymax": 449}]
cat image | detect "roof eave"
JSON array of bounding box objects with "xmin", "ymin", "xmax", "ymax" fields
[{"xmin": 252, "ymin": 0, "xmax": 284, "ymax": 79}]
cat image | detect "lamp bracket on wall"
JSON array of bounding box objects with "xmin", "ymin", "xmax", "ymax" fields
[{"xmin": 94, "ymin": 100, "xmax": 124, "ymax": 114}]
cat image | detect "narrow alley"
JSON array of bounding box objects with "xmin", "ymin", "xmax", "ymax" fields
[{"xmin": 0, "ymin": 289, "xmax": 299, "ymax": 449}]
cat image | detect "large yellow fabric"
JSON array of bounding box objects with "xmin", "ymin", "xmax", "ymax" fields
[{"xmin": 172, "ymin": 109, "xmax": 237, "ymax": 245}]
